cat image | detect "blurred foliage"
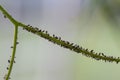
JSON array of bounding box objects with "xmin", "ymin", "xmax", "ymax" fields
[{"xmin": 82, "ymin": 0, "xmax": 120, "ymax": 27}]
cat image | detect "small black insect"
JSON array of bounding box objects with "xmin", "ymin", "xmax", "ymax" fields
[
  {"xmin": 116, "ymin": 61, "xmax": 119, "ymax": 64},
  {"xmin": 55, "ymin": 36, "xmax": 58, "ymax": 39},
  {"xmin": 14, "ymin": 60, "xmax": 16, "ymax": 63},
  {"xmin": 7, "ymin": 67, "xmax": 9, "ymax": 70},
  {"xmin": 27, "ymin": 24, "xmax": 30, "ymax": 26},
  {"xmin": 58, "ymin": 37, "xmax": 61, "ymax": 40},
  {"xmin": 4, "ymin": 15, "xmax": 7, "ymax": 18},
  {"xmin": 53, "ymin": 34, "xmax": 55, "ymax": 37},
  {"xmin": 16, "ymin": 42, "xmax": 19, "ymax": 44},
  {"xmin": 42, "ymin": 30, "xmax": 45, "ymax": 32},
  {"xmin": 8, "ymin": 60, "xmax": 10, "ymax": 63},
  {"xmin": 45, "ymin": 31, "xmax": 48, "ymax": 34},
  {"xmin": 85, "ymin": 49, "xmax": 88, "ymax": 51},
  {"xmin": 118, "ymin": 57, "xmax": 120, "ymax": 59},
  {"xmin": 90, "ymin": 50, "xmax": 94, "ymax": 53},
  {"xmin": 10, "ymin": 46, "xmax": 13, "ymax": 48}
]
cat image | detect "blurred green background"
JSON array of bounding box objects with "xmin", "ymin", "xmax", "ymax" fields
[{"xmin": 0, "ymin": 0, "xmax": 120, "ymax": 80}]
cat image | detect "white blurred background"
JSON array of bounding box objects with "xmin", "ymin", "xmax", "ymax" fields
[{"xmin": 0, "ymin": 0, "xmax": 120, "ymax": 80}]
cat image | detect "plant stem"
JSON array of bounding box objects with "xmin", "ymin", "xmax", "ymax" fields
[
  {"xmin": 0, "ymin": 5, "xmax": 18, "ymax": 25},
  {"xmin": 6, "ymin": 25, "xmax": 18, "ymax": 80},
  {"xmin": 0, "ymin": 4, "xmax": 120, "ymax": 70}
]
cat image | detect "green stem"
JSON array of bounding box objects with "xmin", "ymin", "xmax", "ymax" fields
[
  {"xmin": 0, "ymin": 5, "xmax": 18, "ymax": 25},
  {"xmin": 6, "ymin": 25, "xmax": 18, "ymax": 80},
  {"xmin": 0, "ymin": 4, "xmax": 120, "ymax": 73}
]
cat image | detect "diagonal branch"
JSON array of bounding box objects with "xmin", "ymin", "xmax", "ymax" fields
[
  {"xmin": 18, "ymin": 24, "xmax": 120, "ymax": 64},
  {"xmin": 0, "ymin": 4, "xmax": 120, "ymax": 73}
]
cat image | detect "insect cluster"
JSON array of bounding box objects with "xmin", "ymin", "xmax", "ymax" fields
[
  {"xmin": 4, "ymin": 56, "xmax": 16, "ymax": 80},
  {"xmin": 4, "ymin": 40, "xmax": 19, "ymax": 80},
  {"xmin": 23, "ymin": 24, "xmax": 120, "ymax": 64}
]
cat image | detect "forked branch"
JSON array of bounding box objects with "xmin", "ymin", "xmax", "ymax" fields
[{"xmin": 0, "ymin": 4, "xmax": 120, "ymax": 80}]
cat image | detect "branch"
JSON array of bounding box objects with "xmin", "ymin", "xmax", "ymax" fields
[
  {"xmin": 18, "ymin": 24, "xmax": 120, "ymax": 64},
  {"xmin": 5, "ymin": 25, "xmax": 18, "ymax": 80},
  {"xmin": 0, "ymin": 5, "xmax": 120, "ymax": 77}
]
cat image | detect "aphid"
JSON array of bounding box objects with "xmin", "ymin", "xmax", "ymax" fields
[
  {"xmin": 90, "ymin": 50, "xmax": 93, "ymax": 53},
  {"xmin": 118, "ymin": 57, "xmax": 120, "ymax": 59},
  {"xmin": 98, "ymin": 53, "xmax": 101, "ymax": 56},
  {"xmin": 45, "ymin": 31, "xmax": 48, "ymax": 34},
  {"xmin": 3, "ymin": 74, "xmax": 7, "ymax": 79},
  {"xmin": 58, "ymin": 37, "xmax": 61, "ymax": 40},
  {"xmin": 16, "ymin": 42, "xmax": 19, "ymax": 44},
  {"xmin": 46, "ymin": 33, "xmax": 50, "ymax": 36},
  {"xmin": 70, "ymin": 43, "xmax": 74, "ymax": 46},
  {"xmin": 4, "ymin": 15, "xmax": 7, "ymax": 18},
  {"xmin": 116, "ymin": 61, "xmax": 119, "ymax": 64},
  {"xmin": 10, "ymin": 56, "xmax": 16, "ymax": 58},
  {"xmin": 55, "ymin": 36, "xmax": 58, "ymax": 39},
  {"xmin": 27, "ymin": 24, "xmax": 30, "ymax": 26},
  {"xmin": 104, "ymin": 55, "xmax": 106, "ymax": 57},
  {"xmin": 66, "ymin": 41, "xmax": 70, "ymax": 44},
  {"xmin": 3, "ymin": 74, "xmax": 11, "ymax": 79},
  {"xmin": 7, "ymin": 67, "xmax": 9, "ymax": 70},
  {"xmin": 14, "ymin": 60, "xmax": 16, "ymax": 63},
  {"xmin": 39, "ymin": 30, "xmax": 41, "ymax": 32},
  {"xmin": 30, "ymin": 26, "xmax": 33, "ymax": 28},
  {"xmin": 101, "ymin": 53, "xmax": 104, "ymax": 56},
  {"xmin": 8, "ymin": 60, "xmax": 10, "ymax": 63},
  {"xmin": 10, "ymin": 46, "xmax": 13, "ymax": 48},
  {"xmin": 110, "ymin": 56, "xmax": 113, "ymax": 59},
  {"xmin": 32, "ymin": 30, "xmax": 37, "ymax": 33},
  {"xmin": 23, "ymin": 27, "xmax": 25, "ymax": 30},
  {"xmin": 53, "ymin": 34, "xmax": 55, "ymax": 37},
  {"xmin": 42, "ymin": 30, "xmax": 45, "ymax": 32},
  {"xmin": 62, "ymin": 41, "xmax": 65, "ymax": 43},
  {"xmin": 35, "ymin": 27, "xmax": 39, "ymax": 31},
  {"xmin": 79, "ymin": 47, "xmax": 82, "ymax": 49},
  {"xmin": 76, "ymin": 45, "xmax": 79, "ymax": 48},
  {"xmin": 85, "ymin": 49, "xmax": 88, "ymax": 51}
]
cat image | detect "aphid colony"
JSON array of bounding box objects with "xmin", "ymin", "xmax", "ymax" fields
[
  {"xmin": 23, "ymin": 24, "xmax": 120, "ymax": 64},
  {"xmin": 4, "ymin": 74, "xmax": 11, "ymax": 80},
  {"xmin": 4, "ymin": 56, "xmax": 16, "ymax": 80},
  {"xmin": 6, "ymin": 57, "xmax": 16, "ymax": 70},
  {"xmin": 5, "ymin": 41, "xmax": 18, "ymax": 79}
]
